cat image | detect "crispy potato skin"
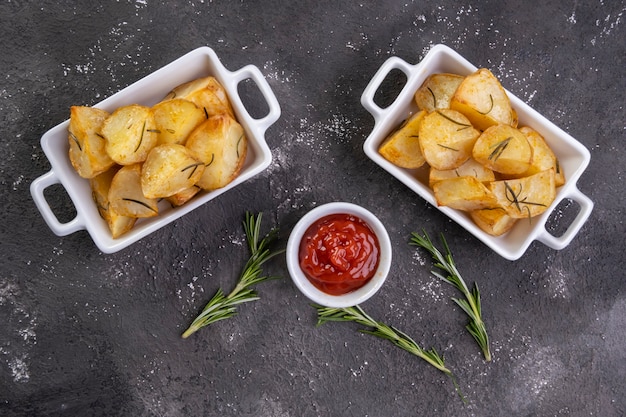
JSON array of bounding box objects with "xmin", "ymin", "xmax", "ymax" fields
[
  {"xmin": 68, "ymin": 106, "xmax": 114, "ymax": 178},
  {"xmin": 414, "ymin": 73, "xmax": 464, "ymax": 112},
  {"xmin": 141, "ymin": 144, "xmax": 205, "ymax": 199},
  {"xmin": 419, "ymin": 109, "xmax": 480, "ymax": 170},
  {"xmin": 433, "ymin": 176, "xmax": 499, "ymax": 211},
  {"xmin": 101, "ymin": 104, "xmax": 158, "ymax": 165},
  {"xmin": 472, "ymin": 124, "xmax": 533, "ymax": 175},
  {"xmin": 450, "ymin": 68, "xmax": 515, "ymax": 131},
  {"xmin": 378, "ymin": 110, "xmax": 426, "ymax": 169}
]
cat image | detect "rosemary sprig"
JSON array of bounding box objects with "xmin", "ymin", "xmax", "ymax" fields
[
  {"xmin": 181, "ymin": 212, "xmax": 284, "ymax": 338},
  {"xmin": 315, "ymin": 304, "xmax": 451, "ymax": 375},
  {"xmin": 410, "ymin": 231, "xmax": 491, "ymax": 362}
]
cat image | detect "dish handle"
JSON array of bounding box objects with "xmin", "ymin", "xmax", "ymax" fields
[
  {"xmin": 360, "ymin": 56, "xmax": 417, "ymax": 122},
  {"xmin": 537, "ymin": 187, "xmax": 594, "ymax": 250},
  {"xmin": 224, "ymin": 64, "xmax": 281, "ymax": 135},
  {"xmin": 30, "ymin": 170, "xmax": 86, "ymax": 236}
]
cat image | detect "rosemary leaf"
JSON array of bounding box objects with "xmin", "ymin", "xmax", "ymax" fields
[
  {"xmin": 410, "ymin": 231, "xmax": 491, "ymax": 362},
  {"xmin": 181, "ymin": 212, "xmax": 284, "ymax": 339},
  {"xmin": 314, "ymin": 304, "xmax": 451, "ymax": 375}
]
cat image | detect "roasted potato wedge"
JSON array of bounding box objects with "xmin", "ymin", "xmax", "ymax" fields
[
  {"xmin": 90, "ymin": 167, "xmax": 136, "ymax": 238},
  {"xmin": 163, "ymin": 76, "xmax": 234, "ymax": 118},
  {"xmin": 429, "ymin": 158, "xmax": 495, "ymax": 187},
  {"xmin": 165, "ymin": 185, "xmax": 202, "ymax": 207},
  {"xmin": 450, "ymin": 68, "xmax": 516, "ymax": 131},
  {"xmin": 470, "ymin": 207, "xmax": 517, "ymax": 236},
  {"xmin": 472, "ymin": 124, "xmax": 532, "ymax": 175},
  {"xmin": 515, "ymin": 126, "xmax": 565, "ymax": 186},
  {"xmin": 108, "ymin": 164, "xmax": 159, "ymax": 218},
  {"xmin": 68, "ymin": 106, "xmax": 114, "ymax": 178},
  {"xmin": 419, "ymin": 109, "xmax": 480, "ymax": 170},
  {"xmin": 186, "ymin": 115, "xmax": 247, "ymax": 191},
  {"xmin": 414, "ymin": 73, "xmax": 464, "ymax": 112},
  {"xmin": 152, "ymin": 99, "xmax": 206, "ymax": 146},
  {"xmin": 141, "ymin": 144, "xmax": 205, "ymax": 199},
  {"xmin": 432, "ymin": 176, "xmax": 499, "ymax": 211},
  {"xmin": 101, "ymin": 104, "xmax": 158, "ymax": 165},
  {"xmin": 378, "ymin": 110, "xmax": 427, "ymax": 169},
  {"xmin": 489, "ymin": 169, "xmax": 556, "ymax": 219}
]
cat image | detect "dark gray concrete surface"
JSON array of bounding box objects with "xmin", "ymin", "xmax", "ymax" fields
[{"xmin": 1, "ymin": 1, "xmax": 625, "ymax": 416}]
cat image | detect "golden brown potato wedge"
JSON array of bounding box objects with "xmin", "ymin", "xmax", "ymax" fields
[
  {"xmin": 419, "ymin": 109, "xmax": 481, "ymax": 170},
  {"xmin": 429, "ymin": 158, "xmax": 495, "ymax": 187},
  {"xmin": 152, "ymin": 99, "xmax": 206, "ymax": 146},
  {"xmin": 515, "ymin": 126, "xmax": 565, "ymax": 186},
  {"xmin": 141, "ymin": 144, "xmax": 205, "ymax": 199},
  {"xmin": 101, "ymin": 104, "xmax": 158, "ymax": 165},
  {"xmin": 470, "ymin": 207, "xmax": 517, "ymax": 236},
  {"xmin": 450, "ymin": 68, "xmax": 515, "ymax": 131},
  {"xmin": 163, "ymin": 76, "xmax": 234, "ymax": 118},
  {"xmin": 90, "ymin": 166, "xmax": 136, "ymax": 238},
  {"xmin": 432, "ymin": 176, "xmax": 499, "ymax": 211},
  {"xmin": 165, "ymin": 185, "xmax": 202, "ymax": 207},
  {"xmin": 414, "ymin": 73, "xmax": 464, "ymax": 112},
  {"xmin": 378, "ymin": 110, "xmax": 427, "ymax": 169},
  {"xmin": 108, "ymin": 164, "xmax": 159, "ymax": 218},
  {"xmin": 472, "ymin": 124, "xmax": 533, "ymax": 175},
  {"xmin": 68, "ymin": 106, "xmax": 114, "ymax": 178},
  {"xmin": 489, "ymin": 169, "xmax": 556, "ymax": 219},
  {"xmin": 186, "ymin": 115, "xmax": 247, "ymax": 191}
]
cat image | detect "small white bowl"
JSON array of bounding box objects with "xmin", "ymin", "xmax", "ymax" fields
[
  {"xmin": 361, "ymin": 44, "xmax": 594, "ymax": 260},
  {"xmin": 286, "ymin": 202, "xmax": 392, "ymax": 308},
  {"xmin": 30, "ymin": 47, "xmax": 281, "ymax": 253}
]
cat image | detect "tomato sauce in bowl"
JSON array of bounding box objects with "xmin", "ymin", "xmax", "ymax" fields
[{"xmin": 299, "ymin": 213, "xmax": 380, "ymax": 295}]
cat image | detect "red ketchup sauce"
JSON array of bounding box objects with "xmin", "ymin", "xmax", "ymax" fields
[{"xmin": 298, "ymin": 213, "xmax": 380, "ymax": 295}]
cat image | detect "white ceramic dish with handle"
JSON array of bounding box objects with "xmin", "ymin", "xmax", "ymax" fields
[
  {"xmin": 361, "ymin": 44, "xmax": 593, "ymax": 261},
  {"xmin": 31, "ymin": 47, "xmax": 281, "ymax": 254}
]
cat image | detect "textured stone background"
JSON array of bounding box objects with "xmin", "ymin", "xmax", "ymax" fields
[{"xmin": 1, "ymin": 1, "xmax": 624, "ymax": 416}]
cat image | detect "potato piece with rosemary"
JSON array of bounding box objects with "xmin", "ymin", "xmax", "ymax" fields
[
  {"xmin": 429, "ymin": 158, "xmax": 495, "ymax": 187},
  {"xmin": 414, "ymin": 73, "xmax": 464, "ymax": 112},
  {"xmin": 68, "ymin": 106, "xmax": 115, "ymax": 178},
  {"xmin": 186, "ymin": 114, "xmax": 247, "ymax": 191},
  {"xmin": 450, "ymin": 68, "xmax": 516, "ymax": 131},
  {"xmin": 432, "ymin": 176, "xmax": 499, "ymax": 211},
  {"xmin": 90, "ymin": 166, "xmax": 136, "ymax": 238},
  {"xmin": 489, "ymin": 169, "xmax": 556, "ymax": 219},
  {"xmin": 418, "ymin": 109, "xmax": 481, "ymax": 170},
  {"xmin": 101, "ymin": 104, "xmax": 158, "ymax": 165},
  {"xmin": 108, "ymin": 164, "xmax": 158, "ymax": 218},
  {"xmin": 378, "ymin": 110, "xmax": 427, "ymax": 169},
  {"xmin": 514, "ymin": 126, "xmax": 565, "ymax": 186},
  {"xmin": 165, "ymin": 185, "xmax": 201, "ymax": 207},
  {"xmin": 472, "ymin": 124, "xmax": 532, "ymax": 175},
  {"xmin": 470, "ymin": 207, "xmax": 517, "ymax": 236},
  {"xmin": 163, "ymin": 76, "xmax": 234, "ymax": 118},
  {"xmin": 152, "ymin": 99, "xmax": 206, "ymax": 146},
  {"xmin": 141, "ymin": 144, "xmax": 205, "ymax": 199}
]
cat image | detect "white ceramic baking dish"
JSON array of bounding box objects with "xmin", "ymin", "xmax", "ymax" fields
[
  {"xmin": 361, "ymin": 44, "xmax": 593, "ymax": 260},
  {"xmin": 31, "ymin": 47, "xmax": 281, "ymax": 253}
]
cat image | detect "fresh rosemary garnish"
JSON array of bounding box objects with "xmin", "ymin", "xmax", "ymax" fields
[
  {"xmin": 504, "ymin": 181, "xmax": 546, "ymax": 220},
  {"xmin": 437, "ymin": 143, "xmax": 459, "ymax": 151},
  {"xmin": 122, "ymin": 198, "xmax": 157, "ymax": 213},
  {"xmin": 181, "ymin": 162, "xmax": 204, "ymax": 179},
  {"xmin": 236, "ymin": 134, "xmax": 244, "ymax": 158},
  {"xmin": 181, "ymin": 212, "xmax": 284, "ymax": 338},
  {"xmin": 428, "ymin": 86, "xmax": 437, "ymax": 108},
  {"xmin": 436, "ymin": 110, "xmax": 471, "ymax": 130},
  {"xmin": 477, "ymin": 94, "xmax": 494, "ymax": 115},
  {"xmin": 69, "ymin": 132, "xmax": 82, "ymax": 151},
  {"xmin": 206, "ymin": 153, "xmax": 215, "ymax": 167},
  {"xmin": 314, "ymin": 304, "xmax": 452, "ymax": 374},
  {"xmin": 134, "ymin": 121, "xmax": 146, "ymax": 153},
  {"xmin": 410, "ymin": 231, "xmax": 491, "ymax": 362},
  {"xmin": 488, "ymin": 137, "xmax": 511, "ymax": 161}
]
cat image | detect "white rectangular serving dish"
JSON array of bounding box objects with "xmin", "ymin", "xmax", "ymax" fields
[
  {"xmin": 31, "ymin": 47, "xmax": 281, "ymax": 254},
  {"xmin": 361, "ymin": 44, "xmax": 593, "ymax": 260}
]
